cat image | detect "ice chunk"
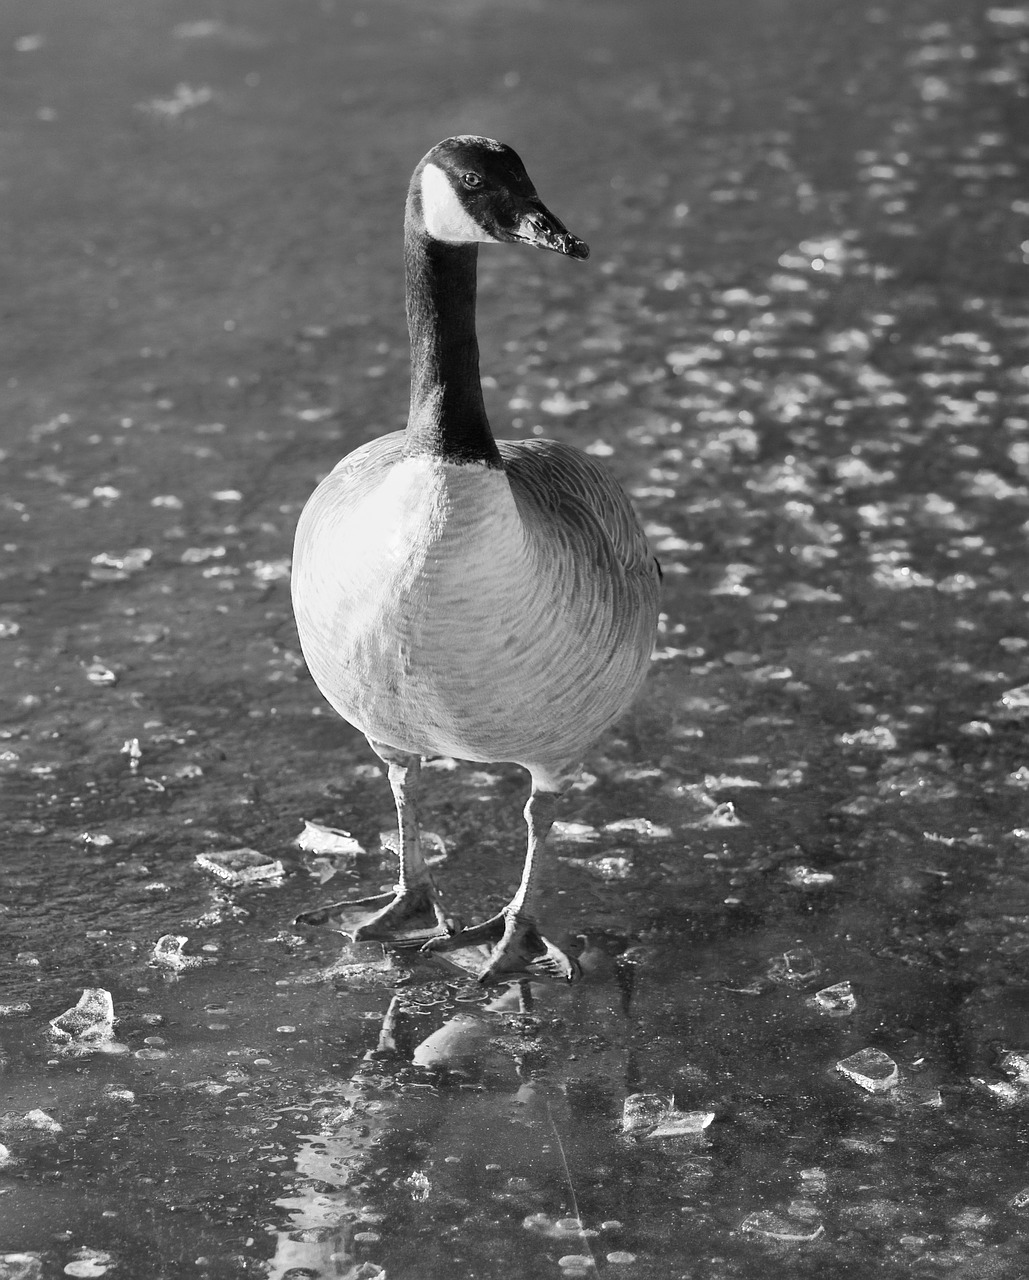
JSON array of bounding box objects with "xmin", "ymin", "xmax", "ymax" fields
[
  {"xmin": 0, "ymin": 1110, "xmax": 62, "ymax": 1134},
  {"xmin": 704, "ymin": 773, "xmax": 762, "ymax": 792},
  {"xmin": 295, "ymin": 821, "xmax": 364, "ymax": 857},
  {"xmin": 0, "ymin": 1143, "xmax": 15, "ymax": 1170},
  {"xmin": 602, "ymin": 817, "xmax": 673, "ymax": 838},
  {"xmin": 999, "ymin": 1049, "xmax": 1029, "ymax": 1084},
  {"xmin": 49, "ymin": 989, "xmax": 115, "ymax": 1045},
  {"xmin": 767, "ymin": 947, "xmax": 821, "ymax": 984},
  {"xmin": 697, "ymin": 800, "xmax": 744, "ymax": 828},
  {"xmin": 836, "ymin": 1047, "xmax": 899, "ymax": 1093},
  {"xmin": 121, "ymin": 738, "xmax": 142, "ymax": 773},
  {"xmin": 151, "ymin": 935, "xmax": 207, "ymax": 971},
  {"xmin": 84, "ymin": 658, "xmax": 117, "ymax": 686},
  {"xmin": 522, "ymin": 1215, "xmax": 597, "ymax": 1241},
  {"xmin": 248, "ymin": 558, "xmax": 291, "ymax": 583},
  {"xmin": 786, "ymin": 865, "xmax": 836, "ymax": 887},
  {"xmin": 550, "ymin": 821, "xmax": 602, "ymax": 844},
  {"xmin": 379, "ymin": 829, "xmax": 446, "ymax": 863},
  {"xmin": 999, "ymin": 683, "xmax": 1029, "ymax": 712},
  {"xmin": 195, "ymin": 847, "xmax": 285, "ymax": 885},
  {"xmin": 836, "ymin": 726, "xmax": 898, "ymax": 750},
  {"xmin": 622, "ymin": 1094, "xmax": 714, "ymax": 1139},
  {"xmin": 741, "ymin": 1210, "xmax": 824, "ymax": 1242},
  {"xmin": 62, "ymin": 1249, "xmax": 113, "ymax": 1278},
  {"xmin": 649, "ymin": 1110, "xmax": 715, "ymax": 1138},
  {"xmin": 89, "ymin": 548, "xmax": 152, "ymax": 581},
  {"xmin": 811, "ymin": 981, "xmax": 857, "ymax": 1016},
  {"xmin": 80, "ymin": 832, "xmax": 114, "ymax": 847},
  {"xmin": 621, "ymin": 1092, "xmax": 668, "ymax": 1135},
  {"xmin": 589, "ymin": 856, "xmax": 633, "ymax": 880},
  {"xmin": 975, "ymin": 1078, "xmax": 1021, "ymax": 1105},
  {"xmin": 0, "ymin": 1256, "xmax": 44, "ymax": 1280},
  {"xmin": 0, "ymin": 1003, "xmax": 31, "ymax": 1017},
  {"xmin": 799, "ymin": 1167, "xmax": 828, "ymax": 1193},
  {"xmin": 181, "ymin": 545, "xmax": 225, "ymax": 564}
]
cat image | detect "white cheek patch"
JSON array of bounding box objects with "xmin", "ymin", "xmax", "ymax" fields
[{"xmin": 420, "ymin": 162, "xmax": 497, "ymax": 244}]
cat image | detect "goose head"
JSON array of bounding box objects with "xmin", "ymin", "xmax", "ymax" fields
[{"xmin": 410, "ymin": 135, "xmax": 590, "ymax": 260}]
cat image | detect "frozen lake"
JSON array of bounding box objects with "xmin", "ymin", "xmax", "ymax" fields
[{"xmin": 3, "ymin": 1, "xmax": 1029, "ymax": 1277}]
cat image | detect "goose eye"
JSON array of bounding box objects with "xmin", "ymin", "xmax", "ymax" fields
[{"xmin": 461, "ymin": 172, "xmax": 483, "ymax": 190}]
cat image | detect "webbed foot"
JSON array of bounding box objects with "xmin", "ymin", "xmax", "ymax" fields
[
  {"xmin": 424, "ymin": 912, "xmax": 582, "ymax": 985},
  {"xmin": 295, "ymin": 881, "xmax": 451, "ymax": 947}
]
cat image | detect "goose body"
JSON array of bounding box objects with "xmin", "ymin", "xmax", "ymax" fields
[
  {"xmin": 292, "ymin": 137, "xmax": 660, "ymax": 982},
  {"xmin": 293, "ymin": 438, "xmax": 657, "ymax": 789}
]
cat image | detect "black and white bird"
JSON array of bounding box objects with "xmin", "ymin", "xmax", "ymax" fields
[{"xmin": 291, "ymin": 136, "xmax": 661, "ymax": 984}]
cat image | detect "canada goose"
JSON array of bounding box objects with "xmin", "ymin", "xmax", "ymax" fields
[{"xmin": 292, "ymin": 136, "xmax": 661, "ymax": 984}]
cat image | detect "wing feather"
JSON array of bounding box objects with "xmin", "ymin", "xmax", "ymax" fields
[{"xmin": 499, "ymin": 437, "xmax": 660, "ymax": 587}]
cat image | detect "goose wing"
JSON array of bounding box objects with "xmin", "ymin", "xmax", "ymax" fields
[{"xmin": 498, "ymin": 437, "xmax": 661, "ymax": 588}]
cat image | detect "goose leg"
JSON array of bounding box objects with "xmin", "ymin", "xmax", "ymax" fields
[
  {"xmin": 425, "ymin": 786, "xmax": 582, "ymax": 984},
  {"xmin": 297, "ymin": 747, "xmax": 450, "ymax": 945}
]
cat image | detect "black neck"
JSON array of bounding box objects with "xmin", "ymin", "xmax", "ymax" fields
[{"xmin": 402, "ymin": 206, "xmax": 502, "ymax": 467}]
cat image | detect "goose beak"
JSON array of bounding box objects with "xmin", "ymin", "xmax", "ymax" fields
[{"xmin": 512, "ymin": 201, "xmax": 590, "ymax": 260}]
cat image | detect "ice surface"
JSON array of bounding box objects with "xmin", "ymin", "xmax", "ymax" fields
[
  {"xmin": 836, "ymin": 1047, "xmax": 899, "ymax": 1093},
  {"xmin": 195, "ymin": 848, "xmax": 285, "ymax": 885},
  {"xmin": 48, "ymin": 989, "xmax": 115, "ymax": 1045},
  {"xmin": 892, "ymin": 1083, "xmax": 944, "ymax": 1108}
]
